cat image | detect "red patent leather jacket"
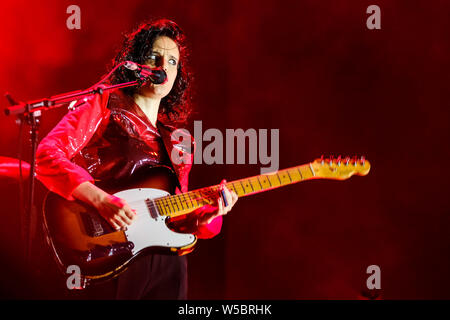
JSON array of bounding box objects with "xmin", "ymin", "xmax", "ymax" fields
[{"xmin": 36, "ymin": 89, "xmax": 222, "ymax": 239}]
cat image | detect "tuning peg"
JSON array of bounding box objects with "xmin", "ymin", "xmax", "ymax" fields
[
  {"xmin": 320, "ymin": 155, "xmax": 324, "ymax": 165},
  {"xmin": 352, "ymin": 156, "xmax": 358, "ymax": 166},
  {"xmin": 345, "ymin": 156, "xmax": 350, "ymax": 166},
  {"xmin": 337, "ymin": 155, "xmax": 342, "ymax": 166},
  {"xmin": 360, "ymin": 156, "xmax": 365, "ymax": 165},
  {"xmin": 329, "ymin": 155, "xmax": 333, "ymax": 166}
]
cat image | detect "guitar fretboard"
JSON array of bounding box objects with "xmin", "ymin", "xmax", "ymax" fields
[{"xmin": 151, "ymin": 163, "xmax": 316, "ymax": 218}]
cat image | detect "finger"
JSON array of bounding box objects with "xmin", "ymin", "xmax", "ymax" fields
[
  {"xmin": 222, "ymin": 187, "xmax": 233, "ymax": 209},
  {"xmin": 218, "ymin": 186, "xmax": 232, "ymax": 213},
  {"xmin": 219, "ymin": 195, "xmax": 229, "ymax": 215},
  {"xmin": 219, "ymin": 188, "xmax": 228, "ymax": 207},
  {"xmin": 110, "ymin": 219, "xmax": 121, "ymax": 231},
  {"xmin": 112, "ymin": 215, "xmax": 127, "ymax": 229},
  {"xmin": 219, "ymin": 180, "xmax": 228, "ymax": 207},
  {"xmin": 217, "ymin": 196, "xmax": 224, "ymax": 215},
  {"xmin": 123, "ymin": 205, "xmax": 137, "ymax": 221},
  {"xmin": 109, "ymin": 195, "xmax": 125, "ymax": 209},
  {"xmin": 231, "ymin": 191, "xmax": 238, "ymax": 205},
  {"xmin": 119, "ymin": 210, "xmax": 133, "ymax": 226}
]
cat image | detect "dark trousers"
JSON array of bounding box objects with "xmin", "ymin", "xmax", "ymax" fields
[{"xmin": 70, "ymin": 254, "xmax": 187, "ymax": 300}]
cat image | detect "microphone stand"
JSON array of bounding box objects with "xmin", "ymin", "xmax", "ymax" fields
[{"xmin": 4, "ymin": 78, "xmax": 146, "ymax": 264}]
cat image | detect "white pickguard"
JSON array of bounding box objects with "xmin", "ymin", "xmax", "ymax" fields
[{"xmin": 114, "ymin": 187, "xmax": 196, "ymax": 255}]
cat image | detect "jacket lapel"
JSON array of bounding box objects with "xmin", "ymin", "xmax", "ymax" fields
[{"xmin": 157, "ymin": 120, "xmax": 195, "ymax": 194}]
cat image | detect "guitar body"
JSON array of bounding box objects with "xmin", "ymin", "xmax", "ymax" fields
[
  {"xmin": 42, "ymin": 167, "xmax": 197, "ymax": 287},
  {"xmin": 42, "ymin": 156, "xmax": 371, "ymax": 288}
]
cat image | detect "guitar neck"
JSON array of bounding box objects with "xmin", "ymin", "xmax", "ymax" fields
[{"xmin": 153, "ymin": 163, "xmax": 316, "ymax": 219}]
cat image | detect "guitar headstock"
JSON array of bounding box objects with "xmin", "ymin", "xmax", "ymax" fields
[{"xmin": 310, "ymin": 155, "xmax": 371, "ymax": 180}]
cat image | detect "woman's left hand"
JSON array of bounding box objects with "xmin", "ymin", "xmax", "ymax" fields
[{"xmin": 197, "ymin": 179, "xmax": 238, "ymax": 226}]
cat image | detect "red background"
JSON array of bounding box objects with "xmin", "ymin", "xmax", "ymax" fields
[{"xmin": 0, "ymin": 0, "xmax": 449, "ymax": 299}]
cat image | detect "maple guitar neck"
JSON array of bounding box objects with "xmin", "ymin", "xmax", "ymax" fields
[{"xmin": 151, "ymin": 156, "xmax": 371, "ymax": 219}]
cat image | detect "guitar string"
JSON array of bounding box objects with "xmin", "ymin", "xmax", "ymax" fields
[
  {"xmin": 122, "ymin": 191, "xmax": 221, "ymax": 219},
  {"xmin": 116, "ymin": 170, "xmax": 299, "ymax": 210},
  {"xmin": 104, "ymin": 168, "xmax": 306, "ymax": 225},
  {"xmin": 118, "ymin": 177, "xmax": 278, "ymax": 218}
]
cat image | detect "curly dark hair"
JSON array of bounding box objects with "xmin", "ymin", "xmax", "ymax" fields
[{"xmin": 109, "ymin": 19, "xmax": 193, "ymax": 125}]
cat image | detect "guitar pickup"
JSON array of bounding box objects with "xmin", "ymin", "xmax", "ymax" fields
[{"xmin": 145, "ymin": 198, "xmax": 159, "ymax": 219}]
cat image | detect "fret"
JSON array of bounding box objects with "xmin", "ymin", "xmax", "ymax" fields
[
  {"xmin": 275, "ymin": 172, "xmax": 282, "ymax": 185},
  {"xmin": 186, "ymin": 192, "xmax": 202, "ymax": 210},
  {"xmin": 309, "ymin": 163, "xmax": 316, "ymax": 177},
  {"xmin": 249, "ymin": 177, "xmax": 263, "ymax": 192},
  {"xmin": 232, "ymin": 181, "xmax": 245, "ymax": 196},
  {"xmin": 180, "ymin": 195, "xmax": 189, "ymax": 210},
  {"xmin": 173, "ymin": 194, "xmax": 185, "ymax": 211},
  {"xmin": 195, "ymin": 192, "xmax": 205, "ymax": 207},
  {"xmin": 175, "ymin": 194, "xmax": 184, "ymax": 210},
  {"xmin": 260, "ymin": 175, "xmax": 272, "ymax": 188},
  {"xmin": 287, "ymin": 167, "xmax": 301, "ymax": 181},
  {"xmin": 228, "ymin": 182, "xmax": 239, "ymax": 194},
  {"xmin": 189, "ymin": 191, "xmax": 201, "ymax": 207},
  {"xmin": 155, "ymin": 200, "xmax": 164, "ymax": 216},
  {"xmin": 158, "ymin": 197, "xmax": 166, "ymax": 213},
  {"xmin": 191, "ymin": 193, "xmax": 198, "ymax": 208},
  {"xmin": 182, "ymin": 193, "xmax": 191, "ymax": 209},
  {"xmin": 175, "ymin": 197, "xmax": 181, "ymax": 211},
  {"xmin": 282, "ymin": 171, "xmax": 293, "ymax": 184},
  {"xmin": 181, "ymin": 195, "xmax": 193, "ymax": 211},
  {"xmin": 202, "ymin": 191, "xmax": 215, "ymax": 206},
  {"xmin": 172, "ymin": 196, "xmax": 181, "ymax": 212},
  {"xmin": 256, "ymin": 176, "xmax": 264, "ymax": 190},
  {"xmin": 165, "ymin": 196, "xmax": 176, "ymax": 213},
  {"xmin": 239, "ymin": 180, "xmax": 248, "ymax": 195},
  {"xmin": 265, "ymin": 173, "xmax": 281, "ymax": 187},
  {"xmin": 299, "ymin": 165, "xmax": 313, "ymax": 180},
  {"xmin": 285, "ymin": 170, "xmax": 293, "ymax": 183},
  {"xmin": 248, "ymin": 179, "xmax": 255, "ymax": 192},
  {"xmin": 296, "ymin": 166, "xmax": 304, "ymax": 180},
  {"xmin": 156, "ymin": 200, "xmax": 166, "ymax": 216},
  {"xmin": 241, "ymin": 179, "xmax": 254, "ymax": 193},
  {"xmin": 187, "ymin": 192, "xmax": 197, "ymax": 208}
]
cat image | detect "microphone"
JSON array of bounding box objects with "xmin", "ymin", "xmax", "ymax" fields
[
  {"xmin": 4, "ymin": 92, "xmax": 19, "ymax": 106},
  {"xmin": 123, "ymin": 61, "xmax": 167, "ymax": 85}
]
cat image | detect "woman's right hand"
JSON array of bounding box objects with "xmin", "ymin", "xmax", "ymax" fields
[
  {"xmin": 73, "ymin": 181, "xmax": 136, "ymax": 230},
  {"xmin": 94, "ymin": 194, "xmax": 137, "ymax": 230}
]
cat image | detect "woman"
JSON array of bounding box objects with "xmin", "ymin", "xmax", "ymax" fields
[{"xmin": 36, "ymin": 19, "xmax": 238, "ymax": 299}]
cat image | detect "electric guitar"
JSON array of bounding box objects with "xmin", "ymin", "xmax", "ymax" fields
[{"xmin": 42, "ymin": 156, "xmax": 371, "ymax": 287}]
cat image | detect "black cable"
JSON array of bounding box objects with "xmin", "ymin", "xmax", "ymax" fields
[{"xmin": 17, "ymin": 116, "xmax": 26, "ymax": 255}]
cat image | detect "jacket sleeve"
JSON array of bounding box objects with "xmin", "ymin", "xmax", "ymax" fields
[
  {"xmin": 36, "ymin": 92, "xmax": 110, "ymax": 200},
  {"xmin": 174, "ymin": 184, "xmax": 223, "ymax": 239},
  {"xmin": 188, "ymin": 133, "xmax": 222, "ymax": 239},
  {"xmin": 194, "ymin": 214, "xmax": 223, "ymax": 239}
]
